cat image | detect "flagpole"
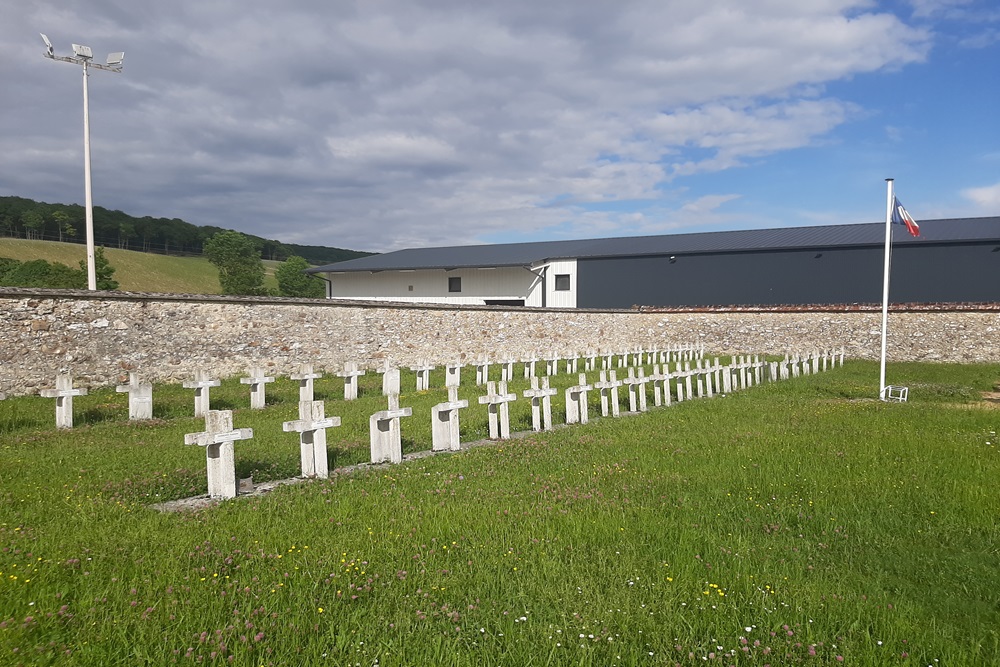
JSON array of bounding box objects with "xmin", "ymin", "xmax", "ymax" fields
[{"xmin": 879, "ymin": 178, "xmax": 894, "ymax": 400}]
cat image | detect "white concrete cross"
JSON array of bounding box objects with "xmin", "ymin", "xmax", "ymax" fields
[
  {"xmin": 336, "ymin": 362, "xmax": 367, "ymax": 400},
  {"xmin": 446, "ymin": 363, "xmax": 464, "ymax": 389},
  {"xmin": 811, "ymin": 352, "xmax": 820, "ymax": 375},
  {"xmin": 721, "ymin": 361, "xmax": 734, "ymax": 393},
  {"xmin": 694, "ymin": 361, "xmax": 706, "ymax": 399},
  {"xmin": 671, "ymin": 362, "xmax": 694, "ymax": 402},
  {"xmin": 752, "ymin": 356, "xmax": 765, "ymax": 385},
  {"xmin": 40, "ymin": 373, "xmax": 88, "ymax": 429},
  {"xmin": 478, "ymin": 380, "xmax": 516, "ymax": 439},
  {"xmin": 283, "ymin": 400, "xmax": 341, "ymax": 479},
  {"xmin": 838, "ymin": 348, "xmax": 846, "ymax": 366},
  {"xmin": 183, "ymin": 369, "xmax": 220, "ymax": 418},
  {"xmin": 622, "ymin": 367, "xmax": 649, "ymax": 412},
  {"xmin": 499, "ymin": 359, "xmax": 516, "ymax": 383},
  {"xmin": 585, "ymin": 352, "xmax": 597, "ymax": 372},
  {"xmin": 290, "ymin": 364, "xmax": 322, "ymax": 402},
  {"xmin": 410, "ymin": 360, "xmax": 435, "ymax": 391},
  {"xmin": 523, "ymin": 376, "xmax": 557, "ymax": 432},
  {"xmin": 602, "ymin": 354, "xmax": 613, "ymax": 371},
  {"xmin": 370, "ymin": 393, "xmax": 412, "ymax": 464},
  {"xmin": 564, "ymin": 356, "xmax": 578, "ymax": 374},
  {"xmin": 649, "ymin": 364, "xmax": 672, "ymax": 407},
  {"xmin": 184, "ymin": 410, "xmax": 253, "ymax": 499},
  {"xmin": 593, "ymin": 370, "xmax": 622, "ymax": 417},
  {"xmin": 432, "ymin": 386, "xmax": 469, "ymax": 452},
  {"xmin": 545, "ymin": 355, "xmax": 560, "ymax": 377},
  {"xmin": 476, "ymin": 357, "xmax": 491, "ymax": 386},
  {"xmin": 565, "ymin": 373, "xmax": 593, "ymax": 425},
  {"xmin": 240, "ymin": 366, "xmax": 275, "ymax": 410},
  {"xmin": 704, "ymin": 359, "xmax": 724, "ymax": 398},
  {"xmin": 381, "ymin": 367, "xmax": 401, "ymax": 397},
  {"xmin": 768, "ymin": 361, "xmax": 779, "ymax": 383},
  {"xmin": 116, "ymin": 372, "xmax": 153, "ymax": 420},
  {"xmin": 522, "ymin": 358, "xmax": 538, "ymax": 379}
]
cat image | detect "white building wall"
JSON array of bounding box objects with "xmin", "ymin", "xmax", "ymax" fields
[
  {"xmin": 542, "ymin": 259, "xmax": 578, "ymax": 308},
  {"xmin": 324, "ymin": 267, "xmax": 544, "ymax": 306}
]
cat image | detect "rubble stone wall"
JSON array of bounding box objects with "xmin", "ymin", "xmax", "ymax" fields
[{"xmin": 1, "ymin": 288, "xmax": 997, "ymax": 395}]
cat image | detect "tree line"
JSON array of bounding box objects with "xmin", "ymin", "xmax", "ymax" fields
[{"xmin": 0, "ymin": 196, "xmax": 373, "ymax": 265}]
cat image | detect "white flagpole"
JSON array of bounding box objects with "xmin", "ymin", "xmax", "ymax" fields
[{"xmin": 879, "ymin": 178, "xmax": 894, "ymax": 400}]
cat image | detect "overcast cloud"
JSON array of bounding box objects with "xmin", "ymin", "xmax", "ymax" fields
[{"xmin": 4, "ymin": 1, "xmax": 995, "ymax": 252}]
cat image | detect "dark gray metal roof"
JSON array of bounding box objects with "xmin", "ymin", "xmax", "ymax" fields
[{"xmin": 308, "ymin": 216, "xmax": 1000, "ymax": 273}]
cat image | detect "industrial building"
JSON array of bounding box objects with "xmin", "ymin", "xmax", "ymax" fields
[{"xmin": 307, "ymin": 217, "xmax": 1000, "ymax": 308}]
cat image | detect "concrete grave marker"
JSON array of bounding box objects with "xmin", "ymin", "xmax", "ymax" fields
[
  {"xmin": 478, "ymin": 381, "xmax": 516, "ymax": 440},
  {"xmin": 523, "ymin": 376, "xmax": 557, "ymax": 432},
  {"xmin": 283, "ymin": 400, "xmax": 340, "ymax": 479},
  {"xmin": 650, "ymin": 364, "xmax": 672, "ymax": 407},
  {"xmin": 545, "ymin": 355, "xmax": 560, "ymax": 377},
  {"xmin": 40, "ymin": 373, "xmax": 88, "ymax": 429},
  {"xmin": 565, "ymin": 374, "xmax": 593, "ymax": 425},
  {"xmin": 291, "ymin": 364, "xmax": 322, "ymax": 402},
  {"xmin": 623, "ymin": 367, "xmax": 649, "ymax": 412},
  {"xmin": 336, "ymin": 362, "xmax": 367, "ymax": 400},
  {"xmin": 593, "ymin": 370, "xmax": 622, "ymax": 417},
  {"xmin": 499, "ymin": 359, "xmax": 515, "ymax": 383},
  {"xmin": 116, "ymin": 372, "xmax": 153, "ymax": 420},
  {"xmin": 240, "ymin": 367, "xmax": 275, "ymax": 410},
  {"xmin": 183, "ymin": 370, "xmax": 220, "ymax": 418},
  {"xmin": 410, "ymin": 360, "xmax": 435, "ymax": 391},
  {"xmin": 432, "ymin": 386, "xmax": 469, "ymax": 452},
  {"xmin": 184, "ymin": 410, "xmax": 253, "ymax": 499},
  {"xmin": 522, "ymin": 358, "xmax": 538, "ymax": 379},
  {"xmin": 476, "ymin": 358, "xmax": 491, "ymax": 386},
  {"xmin": 564, "ymin": 356, "xmax": 578, "ymax": 374},
  {"xmin": 381, "ymin": 367, "xmax": 401, "ymax": 397},
  {"xmin": 446, "ymin": 363, "xmax": 464, "ymax": 388},
  {"xmin": 369, "ymin": 393, "xmax": 412, "ymax": 464}
]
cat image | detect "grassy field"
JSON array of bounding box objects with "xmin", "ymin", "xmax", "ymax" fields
[
  {"xmin": 0, "ymin": 239, "xmax": 281, "ymax": 294},
  {"xmin": 1, "ymin": 360, "xmax": 998, "ymax": 665}
]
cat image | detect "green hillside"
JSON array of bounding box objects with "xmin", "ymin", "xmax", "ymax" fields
[{"xmin": 0, "ymin": 238, "xmax": 283, "ymax": 294}]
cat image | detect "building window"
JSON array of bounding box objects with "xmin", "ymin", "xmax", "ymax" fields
[
  {"xmin": 554, "ymin": 274, "xmax": 571, "ymax": 291},
  {"xmin": 448, "ymin": 276, "xmax": 462, "ymax": 293}
]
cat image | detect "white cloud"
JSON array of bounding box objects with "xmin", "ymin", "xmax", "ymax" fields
[
  {"xmin": 961, "ymin": 182, "xmax": 1000, "ymax": 210},
  {"xmin": 2, "ymin": 0, "xmax": 935, "ymax": 251}
]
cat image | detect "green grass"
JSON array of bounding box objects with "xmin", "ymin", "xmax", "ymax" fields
[
  {"xmin": 0, "ymin": 239, "xmax": 281, "ymax": 294},
  {"xmin": 1, "ymin": 360, "xmax": 998, "ymax": 665}
]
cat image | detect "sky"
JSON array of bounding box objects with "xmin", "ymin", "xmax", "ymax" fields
[{"xmin": 1, "ymin": 0, "xmax": 998, "ymax": 253}]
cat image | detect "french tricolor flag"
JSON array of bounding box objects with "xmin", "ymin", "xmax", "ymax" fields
[{"xmin": 891, "ymin": 196, "xmax": 920, "ymax": 237}]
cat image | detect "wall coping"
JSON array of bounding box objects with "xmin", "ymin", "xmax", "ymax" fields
[{"xmin": 1, "ymin": 287, "xmax": 998, "ymax": 314}]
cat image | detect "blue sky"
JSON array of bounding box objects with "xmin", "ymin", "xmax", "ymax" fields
[{"xmin": 1, "ymin": 0, "xmax": 997, "ymax": 252}]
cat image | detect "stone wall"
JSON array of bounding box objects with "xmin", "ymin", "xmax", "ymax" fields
[{"xmin": 1, "ymin": 288, "xmax": 998, "ymax": 395}]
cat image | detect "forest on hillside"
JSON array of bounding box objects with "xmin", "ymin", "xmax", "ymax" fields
[{"xmin": 0, "ymin": 196, "xmax": 373, "ymax": 266}]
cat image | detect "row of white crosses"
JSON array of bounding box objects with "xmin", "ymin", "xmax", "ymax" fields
[
  {"xmin": 33, "ymin": 349, "xmax": 846, "ymax": 501},
  {"xmin": 29, "ymin": 347, "xmax": 843, "ymax": 431}
]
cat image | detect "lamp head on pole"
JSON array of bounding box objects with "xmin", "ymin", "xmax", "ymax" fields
[
  {"xmin": 72, "ymin": 44, "xmax": 93, "ymax": 60},
  {"xmin": 40, "ymin": 33, "xmax": 54, "ymax": 57}
]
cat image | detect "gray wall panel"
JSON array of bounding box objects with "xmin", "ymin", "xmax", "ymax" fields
[{"xmin": 577, "ymin": 244, "xmax": 999, "ymax": 308}]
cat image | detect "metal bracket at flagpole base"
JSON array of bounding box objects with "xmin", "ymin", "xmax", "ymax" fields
[{"xmin": 881, "ymin": 385, "xmax": 908, "ymax": 403}]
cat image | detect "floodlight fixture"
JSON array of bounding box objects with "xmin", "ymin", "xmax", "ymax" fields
[
  {"xmin": 40, "ymin": 33, "xmax": 125, "ymax": 290},
  {"xmin": 72, "ymin": 43, "xmax": 93, "ymax": 59}
]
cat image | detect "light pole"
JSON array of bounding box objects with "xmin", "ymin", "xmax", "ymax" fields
[{"xmin": 40, "ymin": 33, "xmax": 124, "ymax": 291}]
